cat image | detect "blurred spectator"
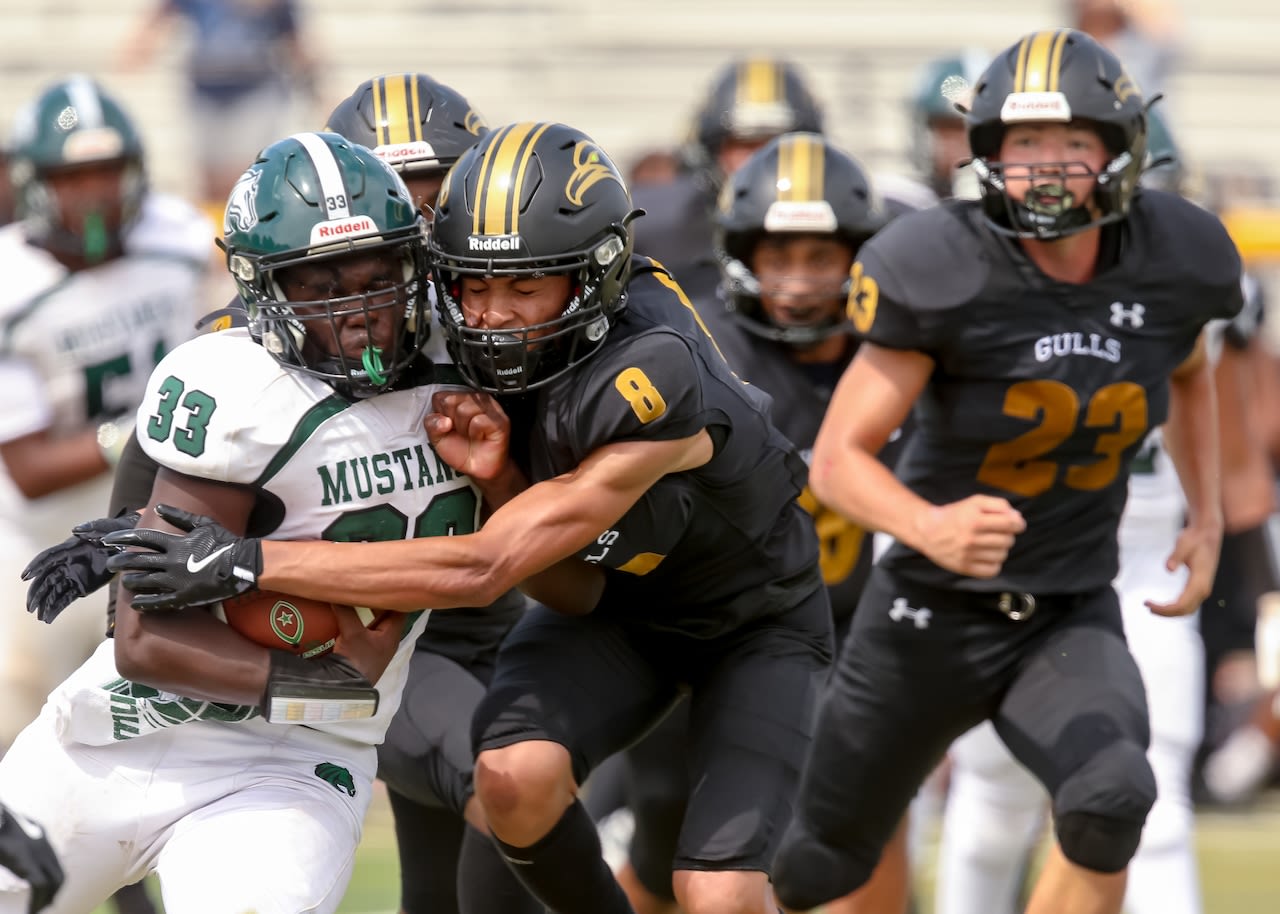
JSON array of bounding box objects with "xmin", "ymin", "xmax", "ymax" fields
[
  {"xmin": 117, "ymin": 0, "xmax": 318, "ymax": 209},
  {"xmin": 1067, "ymin": 0, "xmax": 1183, "ymax": 101}
]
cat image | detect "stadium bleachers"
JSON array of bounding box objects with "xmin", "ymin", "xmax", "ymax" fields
[{"xmin": 1, "ymin": 0, "xmax": 1278, "ymax": 199}]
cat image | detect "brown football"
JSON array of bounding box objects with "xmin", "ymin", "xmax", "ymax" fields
[{"xmin": 218, "ymin": 591, "xmax": 386, "ymax": 659}]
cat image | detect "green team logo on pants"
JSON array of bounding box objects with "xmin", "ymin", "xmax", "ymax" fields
[{"xmin": 315, "ymin": 762, "xmax": 356, "ymax": 797}]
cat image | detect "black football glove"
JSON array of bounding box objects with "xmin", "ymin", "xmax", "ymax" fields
[
  {"xmin": 0, "ymin": 801, "xmax": 64, "ymax": 914},
  {"xmin": 103, "ymin": 504, "xmax": 262, "ymax": 611},
  {"xmin": 20, "ymin": 510, "xmax": 141, "ymax": 623}
]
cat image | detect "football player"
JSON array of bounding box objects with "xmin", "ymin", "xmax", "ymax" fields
[
  {"xmin": 767, "ymin": 29, "xmax": 1241, "ymax": 914},
  {"xmin": 932, "ymin": 106, "xmax": 1274, "ymax": 914},
  {"xmin": 324, "ymin": 74, "xmax": 542, "ymax": 914},
  {"xmin": 21, "ymin": 75, "xmax": 543, "ymax": 914},
  {"xmin": 906, "ymin": 49, "xmax": 991, "ymax": 200},
  {"xmin": 106, "ymin": 121, "xmax": 835, "ymax": 914},
  {"xmin": 630, "ymin": 57, "xmax": 825, "ymax": 307},
  {"xmin": 608, "ymin": 132, "xmax": 922, "ymax": 914},
  {"xmin": 0, "ymin": 76, "xmax": 211, "ymax": 753},
  {"xmin": 0, "ymin": 132, "xmax": 460, "ymax": 914}
]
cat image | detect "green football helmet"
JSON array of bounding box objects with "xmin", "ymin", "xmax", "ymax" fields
[
  {"xmin": 908, "ymin": 49, "xmax": 990, "ymax": 196},
  {"xmin": 428, "ymin": 121, "xmax": 640, "ymax": 393},
  {"xmin": 7, "ymin": 75, "xmax": 146, "ymax": 261},
  {"xmin": 220, "ymin": 131, "xmax": 430, "ymax": 398}
]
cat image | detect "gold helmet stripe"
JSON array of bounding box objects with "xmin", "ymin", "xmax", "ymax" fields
[
  {"xmin": 1046, "ymin": 29, "xmax": 1070, "ymax": 92},
  {"xmin": 407, "ymin": 75, "xmax": 422, "ymax": 143},
  {"xmin": 380, "ymin": 75, "xmax": 412, "ymax": 146},
  {"xmin": 777, "ymin": 133, "xmax": 823, "ymax": 202},
  {"xmin": 739, "ymin": 59, "xmax": 782, "ymax": 105},
  {"xmin": 1014, "ymin": 29, "xmax": 1070, "ymax": 93},
  {"xmin": 473, "ymin": 122, "xmax": 552, "ymax": 235}
]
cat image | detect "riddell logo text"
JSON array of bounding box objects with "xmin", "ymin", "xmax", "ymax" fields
[
  {"xmin": 311, "ymin": 216, "xmax": 375, "ymax": 241},
  {"xmin": 468, "ymin": 234, "xmax": 521, "ymax": 252}
]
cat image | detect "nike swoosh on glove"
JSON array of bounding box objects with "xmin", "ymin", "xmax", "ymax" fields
[
  {"xmin": 103, "ymin": 504, "xmax": 262, "ymax": 611},
  {"xmin": 21, "ymin": 510, "xmax": 141, "ymax": 623}
]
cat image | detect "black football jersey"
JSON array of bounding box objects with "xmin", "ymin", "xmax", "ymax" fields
[
  {"xmin": 631, "ymin": 175, "xmax": 721, "ymax": 307},
  {"xmin": 854, "ymin": 190, "xmax": 1243, "ymax": 593},
  {"xmin": 710, "ymin": 323, "xmax": 888, "ymax": 625},
  {"xmin": 521, "ymin": 258, "xmax": 823, "ymax": 637}
]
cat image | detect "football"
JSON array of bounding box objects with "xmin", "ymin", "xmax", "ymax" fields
[{"xmin": 217, "ymin": 591, "xmax": 386, "ymax": 659}]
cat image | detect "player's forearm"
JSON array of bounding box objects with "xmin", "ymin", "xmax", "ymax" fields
[
  {"xmin": 809, "ymin": 444, "xmax": 935, "ymax": 552},
  {"xmin": 114, "ymin": 609, "xmax": 269, "ymax": 705},
  {"xmin": 2, "ymin": 427, "xmax": 109, "ymax": 499},
  {"xmin": 261, "ymin": 537, "xmax": 506, "ymax": 612},
  {"xmin": 1166, "ymin": 360, "xmax": 1224, "ymax": 533}
]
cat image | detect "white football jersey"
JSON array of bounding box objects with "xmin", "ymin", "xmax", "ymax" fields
[
  {"xmin": 0, "ymin": 193, "xmax": 211, "ymax": 545},
  {"xmin": 65, "ymin": 327, "xmax": 474, "ymax": 747}
]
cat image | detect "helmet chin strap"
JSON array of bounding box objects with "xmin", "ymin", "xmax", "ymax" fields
[{"xmin": 361, "ymin": 346, "xmax": 388, "ymax": 386}]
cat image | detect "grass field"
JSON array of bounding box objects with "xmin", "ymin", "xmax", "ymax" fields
[{"xmin": 98, "ymin": 785, "xmax": 1280, "ymax": 913}]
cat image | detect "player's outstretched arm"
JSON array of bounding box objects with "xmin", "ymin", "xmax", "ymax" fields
[{"xmin": 108, "ymin": 431, "xmax": 715, "ymax": 615}]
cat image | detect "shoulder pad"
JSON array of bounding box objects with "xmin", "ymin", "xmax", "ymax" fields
[
  {"xmin": 856, "ymin": 201, "xmax": 990, "ymax": 312},
  {"xmin": 134, "ymin": 329, "xmax": 284, "ymax": 484}
]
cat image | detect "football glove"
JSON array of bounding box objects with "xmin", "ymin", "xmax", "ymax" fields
[
  {"xmin": 0, "ymin": 801, "xmax": 64, "ymax": 914},
  {"xmin": 21, "ymin": 510, "xmax": 140, "ymax": 623},
  {"xmin": 103, "ymin": 504, "xmax": 262, "ymax": 611}
]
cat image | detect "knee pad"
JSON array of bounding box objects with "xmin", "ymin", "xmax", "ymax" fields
[
  {"xmin": 1053, "ymin": 741, "xmax": 1156, "ymax": 873},
  {"xmin": 772, "ymin": 823, "xmax": 874, "ymax": 911}
]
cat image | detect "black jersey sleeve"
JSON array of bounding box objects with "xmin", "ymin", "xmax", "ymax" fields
[
  {"xmin": 570, "ymin": 329, "xmax": 717, "ymax": 454},
  {"xmin": 848, "ymin": 203, "xmax": 989, "ymax": 355}
]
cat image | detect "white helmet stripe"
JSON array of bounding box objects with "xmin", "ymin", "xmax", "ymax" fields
[
  {"xmin": 65, "ymin": 74, "xmax": 103, "ymax": 127},
  {"xmin": 291, "ymin": 132, "xmax": 351, "ymax": 220}
]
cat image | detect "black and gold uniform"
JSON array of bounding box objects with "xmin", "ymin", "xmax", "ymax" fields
[
  {"xmin": 472, "ymin": 261, "xmax": 833, "ymax": 874},
  {"xmin": 872, "ymin": 193, "xmax": 1239, "ymax": 593},
  {"xmin": 772, "ymin": 29, "xmax": 1246, "ymax": 912}
]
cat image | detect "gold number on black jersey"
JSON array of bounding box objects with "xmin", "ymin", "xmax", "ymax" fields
[
  {"xmin": 977, "ymin": 380, "xmax": 1148, "ymax": 497},
  {"xmin": 614, "ymin": 367, "xmax": 668, "ymax": 423},
  {"xmin": 846, "ymin": 261, "xmax": 878, "ymax": 333},
  {"xmin": 798, "ymin": 485, "xmax": 865, "ymax": 585}
]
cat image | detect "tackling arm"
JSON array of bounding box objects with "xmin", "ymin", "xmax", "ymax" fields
[{"xmin": 258, "ymin": 430, "xmax": 715, "ymax": 613}]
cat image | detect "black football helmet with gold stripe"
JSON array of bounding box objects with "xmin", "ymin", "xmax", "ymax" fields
[
  {"xmin": 685, "ymin": 57, "xmax": 824, "ymax": 188},
  {"xmin": 428, "ymin": 122, "xmax": 641, "ymax": 393},
  {"xmin": 715, "ymin": 132, "xmax": 887, "ymax": 346},
  {"xmin": 963, "ymin": 28, "xmax": 1148, "ymax": 240},
  {"xmin": 324, "ymin": 73, "xmax": 488, "ymax": 217}
]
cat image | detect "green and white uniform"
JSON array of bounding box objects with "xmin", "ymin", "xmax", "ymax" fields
[{"xmin": 0, "ymin": 327, "xmax": 476, "ymax": 914}]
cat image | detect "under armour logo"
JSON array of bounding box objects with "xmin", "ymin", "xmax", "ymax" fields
[
  {"xmin": 888, "ymin": 597, "xmax": 931, "ymax": 629},
  {"xmin": 1110, "ymin": 302, "xmax": 1145, "ymax": 328}
]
